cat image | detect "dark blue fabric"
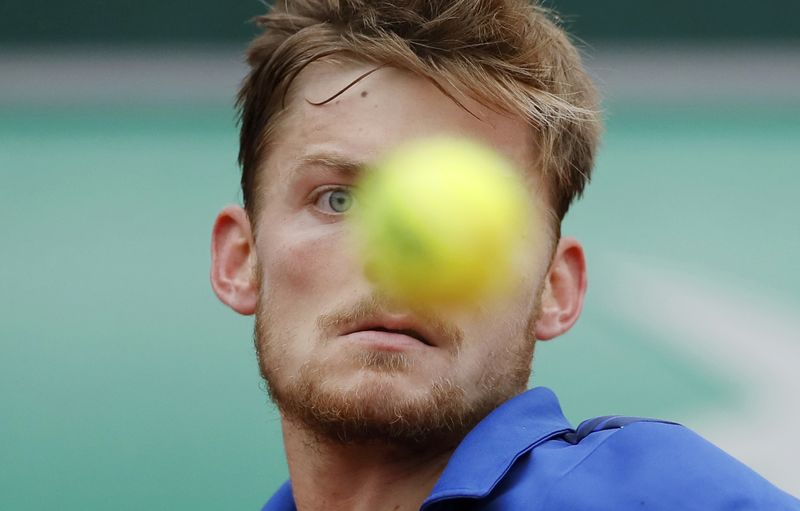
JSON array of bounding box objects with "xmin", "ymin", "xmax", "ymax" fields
[{"xmin": 262, "ymin": 387, "xmax": 800, "ymax": 510}]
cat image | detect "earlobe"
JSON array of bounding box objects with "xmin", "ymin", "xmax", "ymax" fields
[
  {"xmin": 210, "ymin": 205, "xmax": 258, "ymax": 315},
  {"xmin": 533, "ymin": 237, "xmax": 587, "ymax": 341}
]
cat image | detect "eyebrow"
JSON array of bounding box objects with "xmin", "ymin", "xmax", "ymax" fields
[{"xmin": 293, "ymin": 153, "xmax": 367, "ymax": 177}]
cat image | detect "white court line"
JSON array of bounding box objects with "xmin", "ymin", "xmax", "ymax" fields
[{"xmin": 603, "ymin": 254, "xmax": 800, "ymax": 495}]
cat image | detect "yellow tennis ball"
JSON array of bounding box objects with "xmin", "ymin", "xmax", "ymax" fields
[{"xmin": 352, "ymin": 136, "xmax": 533, "ymax": 307}]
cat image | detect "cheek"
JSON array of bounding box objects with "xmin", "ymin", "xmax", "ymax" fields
[
  {"xmin": 456, "ymin": 277, "xmax": 542, "ymax": 359},
  {"xmin": 274, "ymin": 234, "xmax": 330, "ymax": 290},
  {"xmin": 471, "ymin": 305, "xmax": 530, "ymax": 351},
  {"xmin": 255, "ymin": 224, "xmax": 356, "ymax": 366},
  {"xmin": 260, "ymin": 221, "xmax": 360, "ymax": 301}
]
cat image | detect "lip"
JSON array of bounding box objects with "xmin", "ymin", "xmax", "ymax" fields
[
  {"xmin": 341, "ymin": 314, "xmax": 436, "ymax": 349},
  {"xmin": 342, "ymin": 330, "xmax": 430, "ymax": 352}
]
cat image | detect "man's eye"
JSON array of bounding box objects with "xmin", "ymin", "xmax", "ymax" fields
[{"xmin": 315, "ymin": 188, "xmax": 354, "ymax": 214}]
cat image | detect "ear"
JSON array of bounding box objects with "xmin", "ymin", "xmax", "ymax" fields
[
  {"xmin": 533, "ymin": 236, "xmax": 587, "ymax": 340},
  {"xmin": 210, "ymin": 205, "xmax": 258, "ymax": 315}
]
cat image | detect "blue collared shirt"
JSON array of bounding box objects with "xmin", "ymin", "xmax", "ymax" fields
[{"xmin": 262, "ymin": 387, "xmax": 800, "ymax": 510}]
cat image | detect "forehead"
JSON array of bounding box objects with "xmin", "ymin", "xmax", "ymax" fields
[{"xmin": 263, "ymin": 59, "xmax": 538, "ymax": 189}]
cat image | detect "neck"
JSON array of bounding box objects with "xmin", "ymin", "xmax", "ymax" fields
[{"xmin": 282, "ymin": 417, "xmax": 455, "ymax": 511}]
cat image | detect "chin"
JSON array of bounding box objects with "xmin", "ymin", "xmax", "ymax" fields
[
  {"xmin": 324, "ymin": 360, "xmax": 441, "ymax": 407},
  {"xmin": 267, "ymin": 358, "xmax": 479, "ymax": 448}
]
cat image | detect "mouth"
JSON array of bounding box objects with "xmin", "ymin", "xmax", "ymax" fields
[
  {"xmin": 342, "ymin": 316, "xmax": 435, "ymax": 349},
  {"xmin": 362, "ymin": 326, "xmax": 432, "ymax": 346}
]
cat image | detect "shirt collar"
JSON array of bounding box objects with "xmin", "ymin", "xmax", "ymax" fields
[{"xmin": 422, "ymin": 386, "xmax": 572, "ymax": 507}]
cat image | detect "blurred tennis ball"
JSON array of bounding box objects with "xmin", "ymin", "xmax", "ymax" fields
[{"xmin": 352, "ymin": 137, "xmax": 533, "ymax": 307}]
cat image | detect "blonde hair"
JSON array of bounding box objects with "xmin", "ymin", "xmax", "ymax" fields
[{"xmin": 237, "ymin": 0, "xmax": 602, "ymax": 228}]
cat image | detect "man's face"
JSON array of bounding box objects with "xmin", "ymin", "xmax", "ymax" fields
[{"xmin": 250, "ymin": 61, "xmax": 555, "ymax": 447}]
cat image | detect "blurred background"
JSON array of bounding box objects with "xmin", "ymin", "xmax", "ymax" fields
[{"xmin": 1, "ymin": 1, "xmax": 798, "ymax": 509}]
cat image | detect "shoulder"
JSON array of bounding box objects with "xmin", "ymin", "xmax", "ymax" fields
[{"xmin": 539, "ymin": 421, "xmax": 800, "ymax": 510}]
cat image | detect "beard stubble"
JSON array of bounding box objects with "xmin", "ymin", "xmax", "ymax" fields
[{"xmin": 253, "ymin": 292, "xmax": 540, "ymax": 452}]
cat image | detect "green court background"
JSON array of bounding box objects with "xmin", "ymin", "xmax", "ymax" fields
[{"xmin": 2, "ymin": 0, "xmax": 800, "ymax": 508}]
